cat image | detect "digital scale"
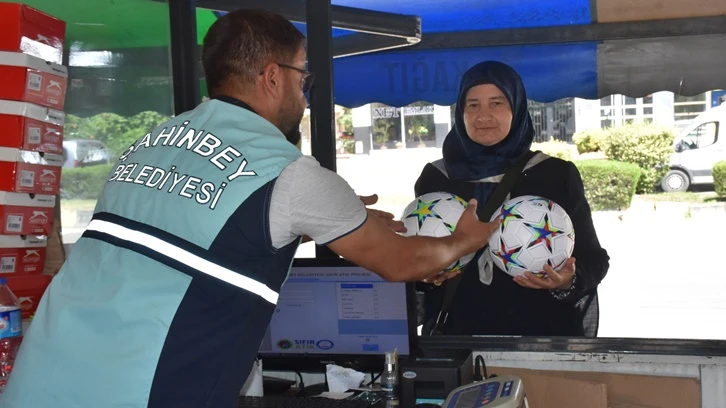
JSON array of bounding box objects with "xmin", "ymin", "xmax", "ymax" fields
[{"xmin": 440, "ymin": 375, "xmax": 528, "ymax": 408}]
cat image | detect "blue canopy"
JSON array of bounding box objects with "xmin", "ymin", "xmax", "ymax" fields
[
  {"xmin": 288, "ymin": 0, "xmax": 597, "ymax": 106},
  {"xmin": 333, "ymin": 42, "xmax": 598, "ymax": 107},
  {"xmin": 37, "ymin": 0, "xmax": 725, "ymax": 117},
  {"xmin": 282, "ymin": 0, "xmax": 726, "ymax": 107},
  {"xmin": 300, "ymin": 0, "xmax": 593, "ymax": 33}
]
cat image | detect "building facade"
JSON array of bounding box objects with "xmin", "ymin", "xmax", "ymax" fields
[{"xmin": 350, "ymin": 90, "xmax": 724, "ymax": 154}]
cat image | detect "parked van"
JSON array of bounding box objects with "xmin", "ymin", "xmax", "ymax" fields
[
  {"xmin": 62, "ymin": 139, "xmax": 110, "ymax": 169},
  {"xmin": 661, "ymin": 104, "xmax": 726, "ymax": 192}
]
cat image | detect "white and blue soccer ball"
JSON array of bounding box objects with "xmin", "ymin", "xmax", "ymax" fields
[
  {"xmin": 488, "ymin": 195, "xmax": 575, "ymax": 278},
  {"xmin": 401, "ymin": 192, "xmax": 476, "ymax": 273}
]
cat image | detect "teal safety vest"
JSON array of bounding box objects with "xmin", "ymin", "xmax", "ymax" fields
[{"xmin": 1, "ymin": 99, "xmax": 303, "ymax": 408}]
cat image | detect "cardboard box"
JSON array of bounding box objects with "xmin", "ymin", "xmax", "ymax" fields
[
  {"xmin": 537, "ymin": 370, "xmax": 700, "ymax": 408},
  {"xmin": 490, "ymin": 366, "xmax": 700, "ymax": 408},
  {"xmin": 0, "ymin": 191, "xmax": 56, "ymax": 235},
  {"xmin": 5, "ymin": 274, "xmax": 52, "ymax": 319},
  {"xmin": 0, "ymin": 100, "xmax": 64, "ymax": 154},
  {"xmin": 0, "ymin": 147, "xmax": 63, "ymax": 195},
  {"xmin": 491, "ymin": 369, "xmax": 608, "ymax": 408},
  {"xmin": 0, "ymin": 51, "xmax": 68, "ymax": 110},
  {"xmin": 0, "ymin": 235, "xmax": 47, "ymax": 274},
  {"xmin": 0, "ymin": 2, "xmax": 66, "ymax": 64}
]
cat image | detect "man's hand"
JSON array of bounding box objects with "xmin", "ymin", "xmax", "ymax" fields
[
  {"xmin": 420, "ymin": 199, "xmax": 499, "ymax": 286},
  {"xmin": 422, "ymin": 270, "xmax": 461, "ymax": 286},
  {"xmin": 359, "ymin": 194, "xmax": 406, "ymax": 233},
  {"xmin": 327, "ymin": 198, "xmax": 499, "ymax": 282},
  {"xmin": 451, "ymin": 199, "xmax": 500, "ymax": 255}
]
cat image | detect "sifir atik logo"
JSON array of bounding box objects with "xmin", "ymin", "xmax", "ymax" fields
[
  {"xmin": 294, "ymin": 340, "xmax": 317, "ymax": 350},
  {"xmin": 316, "ymin": 340, "xmax": 334, "ymax": 350},
  {"xmin": 276, "ymin": 339, "xmax": 292, "ymax": 350},
  {"xmin": 287, "ymin": 339, "xmax": 335, "ymax": 350}
]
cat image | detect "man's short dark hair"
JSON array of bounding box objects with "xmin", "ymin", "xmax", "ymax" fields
[{"xmin": 202, "ymin": 9, "xmax": 305, "ymax": 95}]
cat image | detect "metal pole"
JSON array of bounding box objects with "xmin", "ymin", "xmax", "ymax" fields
[
  {"xmin": 169, "ymin": 0, "xmax": 200, "ymax": 115},
  {"xmin": 306, "ymin": 0, "xmax": 336, "ymax": 172},
  {"xmin": 400, "ymin": 108, "xmax": 406, "ymax": 149},
  {"xmin": 306, "ymin": 0, "xmax": 339, "ymax": 258}
]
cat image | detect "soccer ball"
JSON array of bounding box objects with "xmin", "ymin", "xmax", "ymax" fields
[
  {"xmin": 488, "ymin": 195, "xmax": 575, "ymax": 278},
  {"xmin": 401, "ymin": 192, "xmax": 476, "ymax": 273}
]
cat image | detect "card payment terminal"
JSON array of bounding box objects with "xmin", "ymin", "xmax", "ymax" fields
[{"xmin": 440, "ymin": 375, "xmax": 527, "ymax": 408}]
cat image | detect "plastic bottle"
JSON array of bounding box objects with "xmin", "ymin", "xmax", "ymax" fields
[
  {"xmin": 380, "ymin": 349, "xmax": 399, "ymax": 400},
  {"xmin": 0, "ymin": 277, "xmax": 23, "ymax": 394}
]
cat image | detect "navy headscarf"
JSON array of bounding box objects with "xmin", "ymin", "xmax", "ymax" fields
[{"xmin": 442, "ymin": 61, "xmax": 535, "ymax": 185}]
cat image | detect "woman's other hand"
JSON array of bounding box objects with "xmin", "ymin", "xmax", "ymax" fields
[{"xmin": 513, "ymin": 258, "xmax": 576, "ymax": 290}]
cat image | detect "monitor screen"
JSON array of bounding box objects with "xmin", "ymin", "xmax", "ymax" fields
[{"xmin": 258, "ymin": 258, "xmax": 417, "ymax": 372}]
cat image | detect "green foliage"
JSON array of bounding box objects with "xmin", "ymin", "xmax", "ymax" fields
[
  {"xmin": 60, "ymin": 164, "xmax": 115, "ymax": 200},
  {"xmin": 575, "ymin": 160, "xmax": 641, "ymax": 211},
  {"xmin": 373, "ymin": 117, "xmax": 396, "ymax": 145},
  {"xmin": 63, "ymin": 115, "xmax": 92, "ymax": 140},
  {"xmin": 340, "ymin": 138, "xmax": 355, "ymax": 154},
  {"xmin": 110, "ymin": 111, "xmax": 171, "ymax": 158},
  {"xmin": 601, "ymin": 123, "xmax": 675, "ymax": 194},
  {"xmin": 532, "ymin": 140, "xmax": 574, "ymax": 161},
  {"xmin": 62, "ymin": 111, "xmax": 171, "ymax": 159},
  {"xmin": 573, "ymin": 128, "xmax": 607, "ymax": 154},
  {"xmin": 338, "ymin": 108, "xmax": 353, "ymax": 134},
  {"xmin": 714, "ymin": 161, "xmax": 726, "ymax": 198}
]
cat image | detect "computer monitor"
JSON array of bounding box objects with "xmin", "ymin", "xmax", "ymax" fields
[{"xmin": 258, "ymin": 258, "xmax": 418, "ymax": 373}]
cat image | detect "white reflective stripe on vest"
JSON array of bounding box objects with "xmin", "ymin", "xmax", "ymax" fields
[{"xmin": 86, "ymin": 219, "xmax": 279, "ymax": 304}]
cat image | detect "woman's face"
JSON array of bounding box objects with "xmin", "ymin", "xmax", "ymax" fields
[{"xmin": 462, "ymin": 84, "xmax": 513, "ymax": 146}]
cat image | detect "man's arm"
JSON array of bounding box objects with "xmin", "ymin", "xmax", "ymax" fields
[
  {"xmin": 274, "ymin": 156, "xmax": 497, "ymax": 282},
  {"xmin": 328, "ymin": 199, "xmax": 497, "ymax": 282},
  {"xmin": 300, "ymin": 194, "xmax": 405, "ymax": 244}
]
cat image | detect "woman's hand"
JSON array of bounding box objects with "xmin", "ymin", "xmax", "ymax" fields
[{"xmin": 513, "ymin": 258, "xmax": 576, "ymax": 290}]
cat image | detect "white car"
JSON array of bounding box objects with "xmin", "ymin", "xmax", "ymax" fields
[
  {"xmin": 62, "ymin": 139, "xmax": 110, "ymax": 169},
  {"xmin": 661, "ymin": 104, "xmax": 726, "ymax": 192}
]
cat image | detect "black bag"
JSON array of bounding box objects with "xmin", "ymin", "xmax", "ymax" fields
[{"xmin": 427, "ymin": 151, "xmax": 536, "ymax": 336}]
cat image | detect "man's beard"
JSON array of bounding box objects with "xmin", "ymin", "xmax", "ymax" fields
[
  {"xmin": 284, "ymin": 128, "xmax": 301, "ymax": 146},
  {"xmin": 280, "ymin": 100, "xmax": 305, "ymax": 146}
]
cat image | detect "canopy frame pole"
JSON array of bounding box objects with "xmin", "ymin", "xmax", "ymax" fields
[
  {"xmin": 169, "ymin": 0, "xmax": 201, "ymax": 115},
  {"xmin": 306, "ymin": 0, "xmax": 341, "ymax": 259}
]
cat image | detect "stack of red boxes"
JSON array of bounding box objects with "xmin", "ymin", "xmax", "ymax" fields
[{"xmin": 0, "ymin": 2, "xmax": 67, "ymax": 319}]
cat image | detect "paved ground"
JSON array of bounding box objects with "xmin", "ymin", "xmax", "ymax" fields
[
  {"xmin": 61, "ymin": 148, "xmax": 726, "ymax": 340},
  {"xmin": 594, "ymin": 201, "xmax": 726, "ymax": 340}
]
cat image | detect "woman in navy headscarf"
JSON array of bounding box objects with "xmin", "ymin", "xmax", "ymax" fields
[{"xmin": 414, "ymin": 61, "xmax": 609, "ymax": 337}]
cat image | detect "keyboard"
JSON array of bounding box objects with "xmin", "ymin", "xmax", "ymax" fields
[{"xmin": 239, "ymin": 395, "xmax": 375, "ymax": 408}]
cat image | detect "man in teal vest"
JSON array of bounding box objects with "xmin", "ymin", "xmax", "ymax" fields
[{"xmin": 1, "ymin": 8, "xmax": 498, "ymax": 408}]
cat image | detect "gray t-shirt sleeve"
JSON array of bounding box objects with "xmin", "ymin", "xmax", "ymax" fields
[{"xmin": 269, "ymin": 156, "xmax": 368, "ymax": 249}]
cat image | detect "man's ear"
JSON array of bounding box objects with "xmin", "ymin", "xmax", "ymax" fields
[{"xmin": 261, "ymin": 63, "xmax": 281, "ymax": 96}]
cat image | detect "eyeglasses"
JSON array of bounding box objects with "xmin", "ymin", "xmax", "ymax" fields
[{"xmin": 277, "ymin": 63, "xmax": 315, "ymax": 93}]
